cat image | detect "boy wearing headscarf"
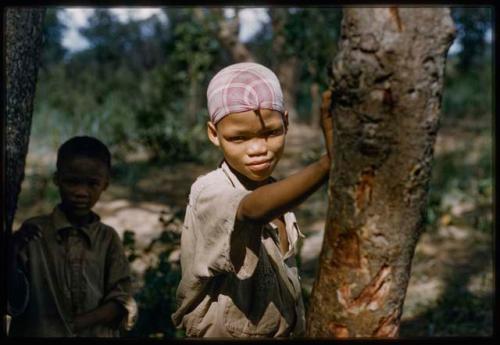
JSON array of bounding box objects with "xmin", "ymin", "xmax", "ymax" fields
[{"xmin": 172, "ymin": 62, "xmax": 333, "ymax": 338}]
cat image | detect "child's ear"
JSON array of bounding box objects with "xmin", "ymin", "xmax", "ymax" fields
[{"xmin": 207, "ymin": 121, "xmax": 220, "ymax": 147}]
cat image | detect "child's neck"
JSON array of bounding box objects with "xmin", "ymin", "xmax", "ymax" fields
[{"xmin": 59, "ymin": 203, "xmax": 95, "ymax": 227}]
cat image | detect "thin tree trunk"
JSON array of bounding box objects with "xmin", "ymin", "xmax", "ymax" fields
[
  {"xmin": 192, "ymin": 8, "xmax": 255, "ymax": 124},
  {"xmin": 270, "ymin": 8, "xmax": 299, "ymax": 123},
  {"xmin": 307, "ymin": 7, "xmax": 455, "ymax": 337},
  {"xmin": 5, "ymin": 8, "xmax": 45, "ymax": 233},
  {"xmin": 4, "ymin": 7, "xmax": 45, "ymax": 335},
  {"xmin": 310, "ymin": 82, "xmax": 321, "ymax": 127},
  {"xmin": 209, "ymin": 8, "xmax": 254, "ymax": 63},
  {"xmin": 275, "ymin": 57, "xmax": 299, "ymax": 122}
]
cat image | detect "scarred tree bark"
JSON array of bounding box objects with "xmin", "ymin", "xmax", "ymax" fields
[
  {"xmin": 5, "ymin": 8, "xmax": 45, "ymax": 233},
  {"xmin": 307, "ymin": 8, "xmax": 455, "ymax": 337}
]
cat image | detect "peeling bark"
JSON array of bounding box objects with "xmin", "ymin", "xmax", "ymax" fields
[
  {"xmin": 372, "ymin": 307, "xmax": 400, "ymax": 337},
  {"xmin": 307, "ymin": 8, "xmax": 455, "ymax": 337},
  {"xmin": 355, "ymin": 166, "xmax": 375, "ymax": 213},
  {"xmin": 328, "ymin": 322, "xmax": 349, "ymax": 337}
]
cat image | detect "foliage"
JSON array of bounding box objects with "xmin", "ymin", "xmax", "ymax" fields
[
  {"xmin": 442, "ymin": 52, "xmax": 492, "ymax": 120},
  {"xmin": 282, "ymin": 8, "xmax": 341, "ymax": 83},
  {"xmin": 39, "ymin": 8, "xmax": 67, "ymax": 69},
  {"xmin": 424, "ymin": 127, "xmax": 492, "ymax": 234},
  {"xmin": 134, "ymin": 9, "xmax": 223, "ymax": 162},
  {"xmin": 122, "ymin": 229, "xmax": 183, "ymax": 338},
  {"xmin": 451, "ymin": 7, "xmax": 492, "ymax": 70},
  {"xmin": 248, "ymin": 8, "xmax": 342, "ymax": 123}
]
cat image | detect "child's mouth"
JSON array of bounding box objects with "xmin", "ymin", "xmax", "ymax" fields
[
  {"xmin": 247, "ymin": 159, "xmax": 272, "ymax": 172},
  {"xmin": 70, "ymin": 200, "xmax": 89, "ymax": 208}
]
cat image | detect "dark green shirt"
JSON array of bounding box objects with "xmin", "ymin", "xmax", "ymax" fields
[{"xmin": 8, "ymin": 206, "xmax": 137, "ymax": 337}]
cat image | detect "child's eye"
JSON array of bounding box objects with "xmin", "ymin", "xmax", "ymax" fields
[
  {"xmin": 268, "ymin": 129, "xmax": 284, "ymax": 136},
  {"xmin": 229, "ymin": 136, "xmax": 247, "ymax": 142},
  {"xmin": 64, "ymin": 178, "xmax": 79, "ymax": 185}
]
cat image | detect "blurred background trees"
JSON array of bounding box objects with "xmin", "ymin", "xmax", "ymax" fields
[
  {"xmin": 22, "ymin": 6, "xmax": 493, "ymax": 337},
  {"xmin": 32, "ymin": 7, "xmax": 346, "ymax": 163},
  {"xmin": 35, "ymin": 7, "xmax": 492, "ymax": 160},
  {"xmin": 33, "ymin": 6, "xmax": 492, "ymax": 162}
]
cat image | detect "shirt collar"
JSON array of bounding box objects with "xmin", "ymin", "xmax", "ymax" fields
[
  {"xmin": 52, "ymin": 205, "xmax": 100, "ymax": 248},
  {"xmin": 220, "ymin": 160, "xmax": 246, "ymax": 190}
]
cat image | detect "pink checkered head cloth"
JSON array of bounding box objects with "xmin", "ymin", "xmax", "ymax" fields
[{"xmin": 207, "ymin": 62, "xmax": 285, "ymax": 124}]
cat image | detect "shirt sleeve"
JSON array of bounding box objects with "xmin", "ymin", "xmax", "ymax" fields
[
  {"xmin": 102, "ymin": 229, "xmax": 138, "ymax": 331},
  {"xmin": 189, "ymin": 180, "xmax": 262, "ymax": 280},
  {"xmin": 7, "ymin": 236, "xmax": 30, "ymax": 317},
  {"xmin": 7, "ymin": 268, "xmax": 30, "ymax": 317}
]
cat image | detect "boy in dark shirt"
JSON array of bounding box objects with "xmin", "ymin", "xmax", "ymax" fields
[{"xmin": 8, "ymin": 136, "xmax": 137, "ymax": 337}]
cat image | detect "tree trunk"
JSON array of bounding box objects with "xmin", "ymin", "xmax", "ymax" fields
[
  {"xmin": 270, "ymin": 8, "xmax": 299, "ymax": 123},
  {"xmin": 309, "ymin": 82, "xmax": 321, "ymax": 128},
  {"xmin": 5, "ymin": 8, "xmax": 45, "ymax": 234},
  {"xmin": 209, "ymin": 8, "xmax": 254, "ymax": 63},
  {"xmin": 307, "ymin": 8, "xmax": 455, "ymax": 337},
  {"xmin": 275, "ymin": 56, "xmax": 299, "ymax": 122}
]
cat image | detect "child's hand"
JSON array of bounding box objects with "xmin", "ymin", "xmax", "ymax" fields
[
  {"xmin": 72, "ymin": 301, "xmax": 124, "ymax": 333},
  {"xmin": 320, "ymin": 90, "xmax": 334, "ymax": 161},
  {"xmin": 11, "ymin": 223, "xmax": 42, "ymax": 252}
]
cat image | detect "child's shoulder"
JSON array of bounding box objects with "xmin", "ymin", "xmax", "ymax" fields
[
  {"xmin": 22, "ymin": 212, "xmax": 52, "ymax": 229},
  {"xmin": 189, "ymin": 166, "xmax": 232, "ymax": 202},
  {"xmin": 191, "ymin": 166, "xmax": 229, "ymax": 190},
  {"xmin": 94, "ymin": 219, "xmax": 122, "ymax": 239}
]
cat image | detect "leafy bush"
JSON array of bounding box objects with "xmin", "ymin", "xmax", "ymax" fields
[
  {"xmin": 424, "ymin": 131, "xmax": 492, "ymax": 234},
  {"xmin": 122, "ymin": 229, "xmax": 183, "ymax": 338},
  {"xmin": 442, "ymin": 54, "xmax": 492, "ymax": 120}
]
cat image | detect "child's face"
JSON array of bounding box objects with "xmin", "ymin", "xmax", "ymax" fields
[
  {"xmin": 208, "ymin": 109, "xmax": 288, "ymax": 182},
  {"xmin": 54, "ymin": 156, "xmax": 109, "ymax": 218}
]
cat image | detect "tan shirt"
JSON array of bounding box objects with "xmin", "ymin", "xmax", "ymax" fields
[
  {"xmin": 171, "ymin": 161, "xmax": 306, "ymax": 338},
  {"xmin": 8, "ymin": 206, "xmax": 137, "ymax": 337}
]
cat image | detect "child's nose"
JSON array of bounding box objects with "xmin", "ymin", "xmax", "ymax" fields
[
  {"xmin": 72, "ymin": 185, "xmax": 90, "ymax": 197},
  {"xmin": 247, "ymin": 137, "xmax": 267, "ymax": 156}
]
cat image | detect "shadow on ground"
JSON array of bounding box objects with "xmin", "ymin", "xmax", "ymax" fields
[{"xmin": 400, "ymin": 227, "xmax": 493, "ymax": 336}]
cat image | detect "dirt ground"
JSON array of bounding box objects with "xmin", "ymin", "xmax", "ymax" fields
[{"xmin": 13, "ymin": 120, "xmax": 493, "ymax": 337}]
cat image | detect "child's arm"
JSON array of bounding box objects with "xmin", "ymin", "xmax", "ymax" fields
[
  {"xmin": 320, "ymin": 90, "xmax": 334, "ymax": 160},
  {"xmin": 73, "ymin": 301, "xmax": 126, "ymax": 332},
  {"xmin": 7, "ymin": 223, "xmax": 42, "ymax": 315},
  {"xmin": 237, "ymin": 155, "xmax": 330, "ymax": 224},
  {"xmin": 237, "ymin": 90, "xmax": 334, "ymax": 224}
]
